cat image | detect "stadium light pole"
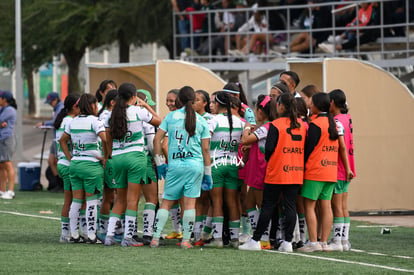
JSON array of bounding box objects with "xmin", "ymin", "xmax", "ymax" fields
[{"xmin": 15, "ymin": 0, "xmax": 24, "ymax": 161}]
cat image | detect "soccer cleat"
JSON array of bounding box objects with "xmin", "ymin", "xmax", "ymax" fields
[
  {"xmin": 87, "ymin": 237, "xmax": 102, "ymax": 244},
  {"xmin": 295, "ymin": 240, "xmax": 304, "ymax": 249},
  {"xmin": 121, "ymin": 237, "xmax": 144, "ymax": 247},
  {"xmin": 204, "ymin": 238, "xmax": 223, "ymax": 248},
  {"xmin": 278, "ymin": 241, "xmax": 293, "ymax": 253},
  {"xmin": 229, "ymin": 239, "xmax": 239, "ymax": 248},
  {"xmin": 97, "ymin": 233, "xmax": 106, "ymax": 243},
  {"xmin": 193, "ymin": 239, "xmax": 205, "ymax": 247},
  {"xmin": 114, "ymin": 234, "xmax": 123, "ymax": 243},
  {"xmin": 142, "ymin": 235, "xmax": 152, "ymax": 246},
  {"xmin": 150, "ymin": 238, "xmax": 160, "ymax": 248},
  {"xmin": 104, "ymin": 235, "xmax": 118, "ymax": 246},
  {"xmin": 239, "ymin": 233, "xmax": 250, "ymax": 244},
  {"xmin": 165, "ymin": 231, "xmax": 183, "ymax": 239},
  {"xmin": 324, "ymin": 240, "xmax": 343, "ymax": 252},
  {"xmin": 238, "ymin": 239, "xmax": 261, "ymax": 251},
  {"xmin": 342, "ymin": 240, "xmax": 351, "ymax": 251},
  {"xmin": 260, "ymin": 240, "xmax": 271, "ymax": 250},
  {"xmin": 297, "ymin": 242, "xmax": 322, "ymax": 252},
  {"xmin": 181, "ymin": 240, "xmax": 193, "ymax": 249},
  {"xmin": 1, "ymin": 190, "xmax": 15, "ymax": 200},
  {"xmin": 201, "ymin": 231, "xmax": 211, "ymax": 241},
  {"xmin": 69, "ymin": 236, "xmax": 83, "ymax": 243},
  {"xmin": 59, "ymin": 235, "xmax": 71, "ymax": 243}
]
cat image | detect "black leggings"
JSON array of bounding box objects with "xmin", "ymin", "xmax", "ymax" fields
[{"xmin": 253, "ymin": 183, "xmax": 300, "ymax": 242}]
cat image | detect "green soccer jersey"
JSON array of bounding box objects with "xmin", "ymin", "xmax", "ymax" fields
[
  {"xmin": 105, "ymin": 105, "xmax": 153, "ymax": 156},
  {"xmin": 65, "ymin": 115, "xmax": 105, "ymax": 162}
]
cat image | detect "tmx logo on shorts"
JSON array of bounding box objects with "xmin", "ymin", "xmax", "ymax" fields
[{"xmin": 211, "ymin": 149, "xmax": 244, "ymax": 169}]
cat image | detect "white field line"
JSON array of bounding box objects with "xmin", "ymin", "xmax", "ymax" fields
[
  {"xmin": 357, "ymin": 225, "xmax": 399, "ymax": 228},
  {"xmin": 265, "ymin": 250, "xmax": 414, "ymax": 273},
  {"xmin": 0, "ymin": 210, "xmax": 60, "ymax": 220},
  {"xmin": 351, "ymin": 249, "xmax": 413, "ymax": 259}
]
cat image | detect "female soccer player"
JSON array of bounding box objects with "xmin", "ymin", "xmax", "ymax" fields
[
  {"xmin": 329, "ymin": 89, "xmax": 355, "ymax": 251},
  {"xmin": 206, "ymin": 91, "xmax": 245, "ymax": 248},
  {"xmin": 239, "ymin": 93, "xmax": 306, "ymax": 252},
  {"xmin": 151, "ymin": 86, "xmax": 211, "ymax": 249},
  {"xmin": 298, "ymin": 93, "xmax": 340, "ymax": 252},
  {"xmin": 192, "ymin": 89, "xmax": 213, "ymax": 245},
  {"xmin": 96, "ymin": 89, "xmax": 118, "ymax": 240},
  {"xmin": 240, "ymin": 95, "xmax": 277, "ymax": 249},
  {"xmin": 194, "ymin": 90, "xmax": 213, "ymax": 121},
  {"xmin": 136, "ymin": 89, "xmax": 159, "ymax": 245},
  {"xmin": 54, "ymin": 94, "xmax": 80, "ymax": 242},
  {"xmin": 163, "ymin": 88, "xmax": 184, "ymax": 240},
  {"xmin": 96, "ymin": 79, "xmax": 117, "ymax": 110},
  {"xmin": 222, "ymin": 82, "xmax": 256, "ymax": 125},
  {"xmin": 104, "ymin": 83, "xmax": 160, "ymax": 247},
  {"xmin": 60, "ymin": 94, "xmax": 107, "ymax": 244}
]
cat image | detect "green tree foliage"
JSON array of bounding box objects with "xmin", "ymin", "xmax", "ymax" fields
[
  {"xmin": 26, "ymin": 0, "xmax": 107, "ymax": 94},
  {"xmin": 0, "ymin": 0, "xmax": 173, "ymax": 110},
  {"xmin": 0, "ymin": 0, "xmax": 55, "ymax": 114},
  {"xmin": 99, "ymin": 0, "xmax": 173, "ymax": 62}
]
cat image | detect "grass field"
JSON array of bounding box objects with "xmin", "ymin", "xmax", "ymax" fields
[{"xmin": 1, "ymin": 190, "xmax": 413, "ymax": 274}]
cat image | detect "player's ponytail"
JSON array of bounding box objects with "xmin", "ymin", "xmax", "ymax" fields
[
  {"xmin": 215, "ymin": 91, "xmax": 233, "ymax": 141},
  {"xmin": 78, "ymin": 93, "xmax": 97, "ymax": 116},
  {"xmin": 256, "ymin": 94, "xmax": 277, "ymax": 121},
  {"xmin": 329, "ymin": 89, "xmax": 349, "ymax": 114},
  {"xmin": 179, "ymin": 86, "xmax": 196, "ymax": 137},
  {"xmin": 312, "ymin": 93, "xmax": 338, "ymax": 141},
  {"xmin": 277, "ymin": 93, "xmax": 300, "ymax": 129},
  {"xmin": 110, "ymin": 83, "xmax": 135, "ymax": 140},
  {"xmin": 98, "ymin": 89, "xmax": 118, "ymax": 117},
  {"xmin": 54, "ymin": 93, "xmax": 80, "ymax": 129}
]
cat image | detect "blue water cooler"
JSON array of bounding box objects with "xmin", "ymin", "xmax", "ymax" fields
[{"xmin": 18, "ymin": 162, "xmax": 42, "ymax": 191}]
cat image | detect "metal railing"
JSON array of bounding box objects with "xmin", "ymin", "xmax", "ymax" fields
[{"xmin": 172, "ymin": 0, "xmax": 414, "ymax": 66}]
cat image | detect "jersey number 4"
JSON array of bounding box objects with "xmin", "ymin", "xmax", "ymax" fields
[{"xmin": 175, "ymin": 130, "xmax": 190, "ymax": 145}]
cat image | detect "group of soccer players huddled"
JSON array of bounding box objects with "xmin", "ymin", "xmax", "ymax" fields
[{"xmin": 55, "ymin": 70, "xmax": 355, "ymax": 252}]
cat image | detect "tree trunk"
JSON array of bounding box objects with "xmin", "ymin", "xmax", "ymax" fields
[
  {"xmin": 25, "ymin": 70, "xmax": 35, "ymax": 115},
  {"xmin": 118, "ymin": 31, "xmax": 130, "ymax": 63},
  {"xmin": 163, "ymin": 35, "xmax": 174, "ymax": 59},
  {"xmin": 63, "ymin": 48, "xmax": 84, "ymax": 94}
]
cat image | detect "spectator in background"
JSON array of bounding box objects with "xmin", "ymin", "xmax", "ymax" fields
[
  {"xmin": 208, "ymin": 0, "xmax": 237, "ymax": 57},
  {"xmin": 191, "ymin": 0, "xmax": 220, "ymax": 58},
  {"xmin": 0, "ymin": 91, "xmax": 17, "ymax": 199},
  {"xmin": 323, "ymin": 3, "xmax": 374, "ymax": 45},
  {"xmin": 289, "ymin": 0, "xmax": 331, "ymax": 54},
  {"xmin": 332, "ymin": 0, "xmax": 356, "ymax": 28},
  {"xmin": 35, "ymin": 91, "xmax": 65, "ymax": 192},
  {"xmin": 384, "ymin": 0, "xmax": 406, "ymax": 37},
  {"xmin": 234, "ymin": 3, "xmax": 268, "ymax": 60},
  {"xmin": 192, "ymin": 0, "xmax": 237, "ymax": 59},
  {"xmin": 319, "ymin": 2, "xmax": 380, "ymax": 53},
  {"xmin": 200, "ymin": 0, "xmax": 216, "ymax": 41},
  {"xmin": 281, "ymin": 0, "xmax": 307, "ymax": 27},
  {"xmin": 185, "ymin": 0, "xmax": 204, "ymax": 50},
  {"xmin": 237, "ymin": 0, "xmax": 288, "ymax": 60},
  {"xmin": 172, "ymin": 0, "xmax": 193, "ymax": 53}
]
